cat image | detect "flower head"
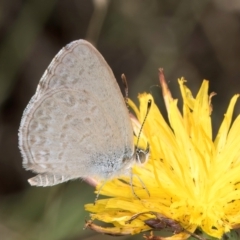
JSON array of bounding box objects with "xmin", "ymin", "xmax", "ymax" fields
[{"xmin": 85, "ymin": 69, "xmax": 240, "ymax": 239}]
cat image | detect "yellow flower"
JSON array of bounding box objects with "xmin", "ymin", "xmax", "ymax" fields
[{"xmin": 85, "ymin": 69, "xmax": 240, "ymax": 239}]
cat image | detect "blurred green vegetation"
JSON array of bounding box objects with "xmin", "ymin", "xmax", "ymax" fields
[
  {"xmin": 0, "ymin": 0, "xmax": 240, "ymax": 239},
  {"xmin": 0, "ymin": 182, "xmax": 96, "ymax": 240}
]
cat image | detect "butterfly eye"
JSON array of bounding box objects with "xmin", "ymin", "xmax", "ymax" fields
[{"xmin": 135, "ymin": 143, "xmax": 149, "ymax": 164}]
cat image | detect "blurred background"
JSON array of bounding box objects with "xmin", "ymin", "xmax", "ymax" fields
[{"xmin": 0, "ymin": 0, "xmax": 240, "ymax": 239}]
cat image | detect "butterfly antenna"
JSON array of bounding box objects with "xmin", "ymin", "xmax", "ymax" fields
[
  {"xmin": 136, "ymin": 99, "xmax": 152, "ymax": 150},
  {"xmin": 121, "ymin": 74, "xmax": 129, "ymax": 108}
]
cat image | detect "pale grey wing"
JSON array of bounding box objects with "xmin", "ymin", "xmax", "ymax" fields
[
  {"xmin": 19, "ymin": 88, "xmax": 126, "ymax": 186},
  {"xmin": 19, "ymin": 40, "xmax": 134, "ymax": 186},
  {"xmin": 35, "ymin": 40, "xmax": 134, "ymax": 161}
]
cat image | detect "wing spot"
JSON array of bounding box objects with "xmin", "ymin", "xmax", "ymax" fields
[
  {"xmin": 62, "ymin": 55, "xmax": 77, "ymax": 68},
  {"xmin": 84, "ymin": 117, "xmax": 91, "ymax": 124},
  {"xmin": 58, "ymin": 152, "xmax": 64, "ymax": 160},
  {"xmin": 35, "ymin": 109, "xmax": 43, "ymax": 117},
  {"xmin": 71, "ymin": 118, "xmax": 82, "ymax": 126},
  {"xmin": 38, "ymin": 123, "xmax": 48, "ymax": 132},
  {"xmin": 79, "ymin": 68, "xmax": 84, "ymax": 75},
  {"xmin": 70, "ymin": 77, "xmax": 78, "ymax": 84},
  {"xmin": 90, "ymin": 105, "xmax": 98, "ymax": 114},
  {"xmin": 46, "ymin": 68, "xmax": 52, "ymax": 75},
  {"xmin": 28, "ymin": 135, "xmax": 37, "ymax": 145},
  {"xmin": 60, "ymin": 133, "xmax": 66, "ymax": 138},
  {"xmin": 65, "ymin": 114, "xmax": 73, "ymax": 121},
  {"xmin": 62, "ymin": 124, "xmax": 69, "ymax": 130},
  {"xmin": 29, "ymin": 120, "xmax": 38, "ymax": 130},
  {"xmin": 59, "ymin": 93, "xmax": 76, "ymax": 107},
  {"xmin": 44, "ymin": 99, "xmax": 56, "ymax": 109}
]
